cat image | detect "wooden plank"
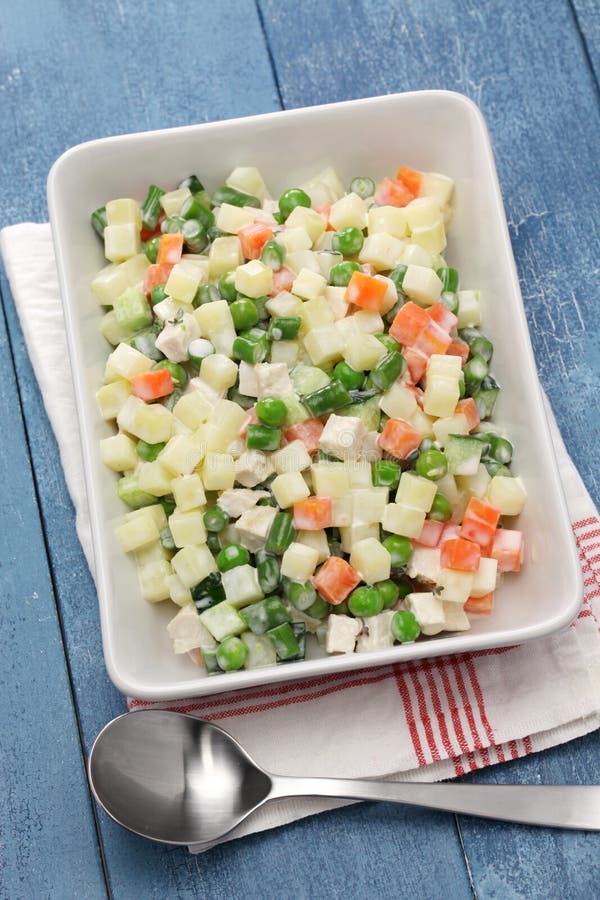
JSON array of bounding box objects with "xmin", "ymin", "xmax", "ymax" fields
[
  {"xmin": 0, "ymin": 283, "xmax": 106, "ymax": 899},
  {"xmin": 258, "ymin": 0, "xmax": 600, "ymax": 895},
  {"xmin": 571, "ymin": 0, "xmax": 600, "ymax": 84}
]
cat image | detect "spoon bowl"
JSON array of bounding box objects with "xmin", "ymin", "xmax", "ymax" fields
[
  {"xmin": 89, "ymin": 710, "xmax": 271, "ymax": 844},
  {"xmin": 89, "ymin": 710, "xmax": 600, "ymax": 845}
]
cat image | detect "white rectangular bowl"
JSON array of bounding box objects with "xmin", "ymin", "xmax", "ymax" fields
[{"xmin": 47, "ymin": 91, "xmax": 582, "ymax": 700}]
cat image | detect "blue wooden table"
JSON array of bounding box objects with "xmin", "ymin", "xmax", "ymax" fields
[{"xmin": 1, "ymin": 1, "xmax": 599, "ymax": 897}]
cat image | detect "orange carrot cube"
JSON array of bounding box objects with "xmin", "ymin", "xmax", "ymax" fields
[
  {"xmin": 455, "ymin": 398, "xmax": 480, "ymax": 431},
  {"xmin": 344, "ymin": 271, "xmax": 389, "ymax": 312},
  {"xmin": 283, "ymin": 418, "xmax": 324, "ymax": 454},
  {"xmin": 312, "ymin": 556, "xmax": 361, "ymax": 605},
  {"xmin": 374, "ymin": 176, "xmax": 415, "ymax": 208},
  {"xmin": 465, "ymin": 592, "xmax": 494, "ymax": 615},
  {"xmin": 389, "ymin": 301, "xmax": 430, "ymax": 345},
  {"xmin": 269, "ymin": 265, "xmax": 295, "ymax": 296},
  {"xmin": 156, "ymin": 233, "xmax": 184, "ymax": 266},
  {"xmin": 415, "ymin": 518, "xmax": 444, "ymax": 547},
  {"xmin": 427, "ymin": 302, "xmax": 458, "ymax": 333},
  {"xmin": 396, "ymin": 166, "xmax": 423, "ymax": 197},
  {"xmin": 377, "ymin": 418, "xmax": 423, "ymax": 460},
  {"xmin": 491, "ymin": 529, "xmax": 523, "ymax": 573},
  {"xmin": 403, "ymin": 347, "xmax": 429, "ymax": 384},
  {"xmin": 460, "ymin": 497, "xmax": 501, "ymax": 548},
  {"xmin": 440, "ymin": 537, "xmax": 481, "ymax": 572},
  {"xmin": 412, "ymin": 319, "xmax": 452, "ymax": 357},
  {"xmin": 446, "ymin": 338, "xmax": 470, "ymax": 365},
  {"xmin": 238, "ymin": 222, "xmax": 274, "ymax": 260},
  {"xmin": 143, "ymin": 264, "xmax": 173, "ymax": 298},
  {"xmin": 131, "ymin": 369, "xmax": 174, "ymax": 401},
  {"xmin": 293, "ymin": 496, "xmax": 333, "ymax": 531}
]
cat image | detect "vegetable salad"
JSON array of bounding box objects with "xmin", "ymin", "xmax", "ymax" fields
[{"xmin": 92, "ymin": 163, "xmax": 525, "ymax": 675}]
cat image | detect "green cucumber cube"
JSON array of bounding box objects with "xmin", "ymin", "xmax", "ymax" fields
[
  {"xmin": 117, "ymin": 474, "xmax": 156, "ymax": 509},
  {"xmin": 241, "ymin": 596, "xmax": 291, "ymax": 635},
  {"xmin": 114, "ymin": 287, "xmax": 152, "ymax": 333},
  {"xmin": 201, "ymin": 648, "xmax": 221, "ymax": 675},
  {"xmin": 444, "ymin": 434, "xmax": 484, "ymax": 476},
  {"xmin": 282, "ymin": 394, "xmax": 310, "ymax": 427},
  {"xmin": 337, "ymin": 396, "xmax": 381, "ymax": 431},
  {"xmin": 199, "ymin": 602, "xmax": 246, "ymax": 641},
  {"xmin": 290, "ymin": 364, "xmax": 331, "ymax": 395}
]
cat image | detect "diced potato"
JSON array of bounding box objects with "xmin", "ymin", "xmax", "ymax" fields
[
  {"xmin": 432, "ymin": 413, "xmax": 469, "ymax": 446},
  {"xmin": 351, "ymin": 310, "xmax": 385, "ymax": 334},
  {"xmin": 137, "ymin": 460, "xmax": 173, "ymax": 497},
  {"xmin": 115, "ymin": 515, "xmax": 159, "ymax": 553},
  {"xmin": 207, "ymin": 399, "xmax": 249, "ymax": 448},
  {"xmin": 411, "ymin": 221, "xmax": 446, "ymax": 255},
  {"xmin": 171, "ymin": 474, "xmax": 207, "ymax": 512},
  {"xmin": 104, "ymin": 198, "xmax": 140, "ymax": 229},
  {"xmin": 330, "ymin": 495, "xmax": 353, "ymax": 527},
  {"xmin": 303, "ymin": 324, "xmax": 345, "ymax": 367},
  {"xmin": 270, "ymin": 340, "xmax": 300, "ymax": 367},
  {"xmin": 168, "ymin": 573, "xmax": 194, "ymax": 608},
  {"xmin": 436, "ymin": 568, "xmax": 474, "ymax": 604},
  {"xmin": 131, "ymin": 403, "xmax": 173, "ymax": 445},
  {"xmin": 300, "ymin": 298, "xmax": 334, "ymax": 336},
  {"xmin": 125, "ymin": 504, "xmax": 168, "ymax": 530},
  {"xmin": 234, "ymin": 259, "xmax": 273, "ymax": 298},
  {"xmin": 104, "ymin": 224, "xmax": 141, "ymax": 263},
  {"xmin": 396, "ymin": 472, "xmax": 437, "ymax": 511},
  {"xmin": 297, "ymin": 528, "xmax": 330, "ymax": 563},
  {"xmin": 215, "ymin": 203, "xmax": 255, "ymax": 234},
  {"xmin": 423, "ymin": 374, "xmax": 460, "ymax": 418},
  {"xmin": 138, "ymin": 559, "xmax": 173, "ymax": 603},
  {"xmin": 311, "ymin": 462, "xmax": 350, "ymax": 498},
  {"xmin": 343, "ymin": 333, "xmax": 386, "ymax": 371},
  {"xmin": 91, "ymin": 255, "xmax": 149, "ymax": 305},
  {"xmin": 100, "ymin": 433, "xmax": 138, "ymax": 472},
  {"xmin": 350, "ymin": 537, "xmax": 391, "ymax": 584},
  {"xmin": 409, "ymin": 408, "xmax": 436, "ymax": 438},
  {"xmin": 325, "ymin": 614, "xmax": 361, "ymax": 653},
  {"xmin": 436, "ymin": 473, "xmax": 460, "ymax": 505},
  {"xmin": 200, "ymin": 354, "xmax": 238, "ymax": 392},
  {"xmin": 285, "ymin": 206, "xmax": 326, "ymax": 243},
  {"xmin": 428, "ymin": 354, "xmax": 462, "ymax": 377},
  {"xmin": 347, "ymin": 459, "xmax": 373, "ymax": 488},
  {"xmin": 202, "ymin": 452, "xmax": 236, "ymax": 491},
  {"xmin": 199, "ymin": 601, "xmax": 246, "ymax": 641},
  {"xmin": 107, "ymin": 342, "xmax": 153, "ymax": 380},
  {"xmin": 420, "ymin": 172, "xmax": 455, "ymax": 208},
  {"xmin": 194, "ymin": 300, "xmax": 236, "ymax": 356},
  {"xmin": 265, "ymin": 291, "xmax": 305, "ymax": 320},
  {"xmin": 351, "ymin": 488, "xmax": 387, "ymax": 524},
  {"xmin": 470, "ymin": 557, "xmax": 498, "ymax": 598},
  {"xmin": 402, "ymin": 264, "xmax": 443, "ymax": 307},
  {"xmin": 379, "ymin": 383, "xmax": 417, "ymax": 420},
  {"xmin": 397, "ymin": 243, "xmax": 433, "ymax": 269},
  {"xmin": 226, "ymin": 166, "xmax": 271, "ymax": 201},
  {"xmin": 405, "ymin": 592, "xmax": 444, "ymax": 636},
  {"xmin": 324, "ymin": 285, "xmax": 348, "ymax": 320},
  {"xmin": 160, "ymin": 187, "xmax": 191, "ymax": 217},
  {"xmin": 271, "ymin": 471, "xmax": 310, "ymax": 508},
  {"xmin": 291, "ymin": 267, "xmax": 326, "ymax": 302},
  {"xmin": 442, "ymin": 601, "xmax": 471, "ymax": 632},
  {"xmin": 281, "ymin": 542, "xmax": 319, "ymax": 580},
  {"xmin": 287, "ymin": 249, "xmax": 322, "ymax": 275},
  {"xmin": 382, "ymin": 503, "xmax": 426, "ymax": 539},
  {"xmin": 455, "ymin": 464, "xmax": 491, "ymax": 500},
  {"xmin": 208, "ymin": 236, "xmax": 243, "ymax": 279},
  {"xmin": 329, "ymin": 192, "xmax": 368, "ymax": 230},
  {"xmin": 158, "ymin": 435, "xmax": 204, "ymax": 476},
  {"xmin": 300, "ymin": 166, "xmax": 346, "ymax": 206},
  {"xmin": 165, "ymin": 261, "xmax": 204, "ymax": 304},
  {"xmin": 277, "ymin": 227, "xmax": 313, "ymax": 254},
  {"xmin": 173, "ymin": 392, "xmax": 213, "ymax": 430},
  {"xmin": 340, "ymin": 522, "xmax": 379, "ymax": 553},
  {"xmin": 368, "ymin": 205, "xmax": 408, "ymax": 239},
  {"xmin": 456, "ymin": 290, "xmax": 481, "ymax": 328},
  {"xmin": 485, "ymin": 476, "xmax": 527, "ymax": 516},
  {"xmin": 373, "ymin": 275, "xmax": 399, "ymax": 314},
  {"xmin": 358, "ymin": 233, "xmax": 404, "ymax": 271},
  {"xmin": 168, "ymin": 509, "xmax": 207, "ymax": 548},
  {"xmin": 271, "ymin": 440, "xmax": 312, "ymax": 474},
  {"xmin": 404, "ymin": 197, "xmax": 442, "ymax": 231},
  {"xmin": 96, "ymin": 379, "xmax": 132, "ymax": 420},
  {"xmin": 167, "ymin": 605, "xmax": 217, "ymax": 653},
  {"xmin": 221, "ymin": 564, "xmax": 264, "ymax": 608},
  {"xmin": 171, "ymin": 543, "xmax": 217, "ymax": 588},
  {"xmin": 235, "ymin": 505, "xmax": 277, "ymax": 552}
]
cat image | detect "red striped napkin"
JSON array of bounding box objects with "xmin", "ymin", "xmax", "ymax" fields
[{"xmin": 2, "ymin": 223, "xmax": 599, "ymax": 852}]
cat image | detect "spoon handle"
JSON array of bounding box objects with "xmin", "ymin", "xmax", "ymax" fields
[{"xmin": 269, "ymin": 777, "xmax": 600, "ymax": 830}]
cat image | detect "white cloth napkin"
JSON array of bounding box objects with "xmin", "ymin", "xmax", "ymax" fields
[{"xmin": 3, "ymin": 222, "xmax": 600, "ymax": 853}]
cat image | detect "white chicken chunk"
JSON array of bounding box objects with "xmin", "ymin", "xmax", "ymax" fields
[
  {"xmin": 217, "ymin": 488, "xmax": 270, "ymax": 518},
  {"xmin": 255, "ymin": 362, "xmax": 293, "ymax": 398},
  {"xmin": 154, "ymin": 313, "xmax": 200, "ymax": 363},
  {"xmin": 234, "ymin": 449, "xmax": 275, "ymax": 488}
]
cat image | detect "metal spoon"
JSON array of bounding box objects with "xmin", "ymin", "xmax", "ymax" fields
[{"xmin": 88, "ymin": 710, "xmax": 600, "ymax": 845}]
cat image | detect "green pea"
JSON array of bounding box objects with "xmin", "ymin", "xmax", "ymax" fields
[
  {"xmin": 349, "ymin": 176, "xmax": 376, "ymax": 200},
  {"xmin": 375, "ymin": 580, "xmax": 400, "ymax": 609},
  {"xmin": 391, "ymin": 609, "xmax": 421, "ymax": 643},
  {"xmin": 150, "ymin": 284, "xmax": 168, "ymax": 306},
  {"xmin": 255, "ymin": 397, "xmax": 287, "ymax": 428},
  {"xmin": 230, "ymin": 297, "xmax": 259, "ymax": 331},
  {"xmin": 278, "ymin": 188, "xmax": 311, "ymax": 220},
  {"xmin": 348, "ymin": 586, "xmax": 384, "ymax": 618},
  {"xmin": 154, "ymin": 360, "xmax": 187, "ymax": 389},
  {"xmin": 430, "ymin": 493, "xmax": 452, "ymax": 523},
  {"xmin": 415, "ymin": 448, "xmax": 448, "ymax": 480},
  {"xmin": 217, "ymin": 543, "xmax": 250, "ymax": 572},
  {"xmin": 331, "ymin": 226, "xmax": 364, "ymax": 257},
  {"xmin": 203, "ymin": 506, "xmax": 229, "ymax": 533},
  {"xmin": 383, "ymin": 534, "xmax": 413, "ymax": 568},
  {"xmin": 329, "ymin": 260, "xmax": 362, "ymax": 286},
  {"xmin": 218, "ymin": 271, "xmax": 238, "ymax": 302},
  {"xmin": 333, "ymin": 361, "xmax": 364, "ymax": 390},
  {"xmin": 144, "ymin": 235, "xmax": 160, "ymax": 263},
  {"xmin": 216, "ymin": 636, "xmax": 249, "ymax": 672}
]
